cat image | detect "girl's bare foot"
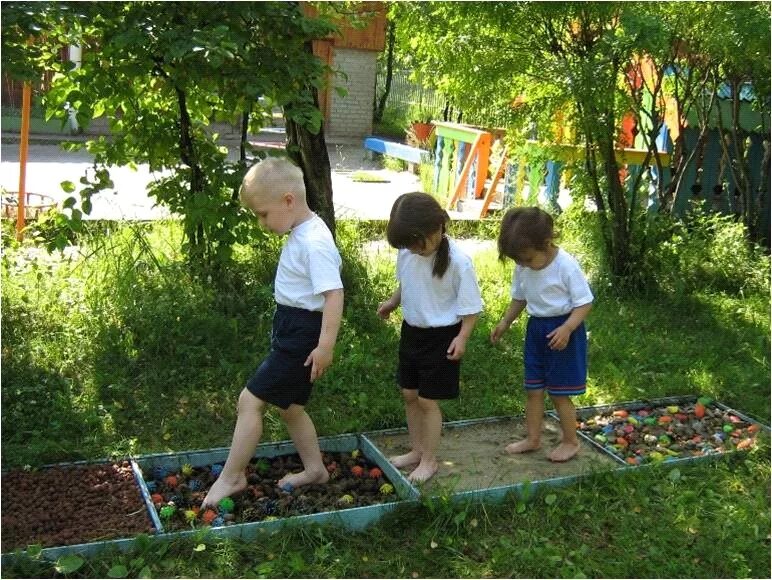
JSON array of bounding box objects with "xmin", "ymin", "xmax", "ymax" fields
[
  {"xmin": 548, "ymin": 442, "xmax": 580, "ymax": 462},
  {"xmin": 389, "ymin": 450, "xmax": 421, "ymax": 469},
  {"xmin": 505, "ymin": 439, "xmax": 541, "ymax": 454},
  {"xmin": 201, "ymin": 472, "xmax": 247, "ymax": 508},
  {"xmin": 277, "ymin": 468, "xmax": 329, "ymax": 491},
  {"xmin": 407, "ymin": 459, "xmax": 438, "ymax": 484}
]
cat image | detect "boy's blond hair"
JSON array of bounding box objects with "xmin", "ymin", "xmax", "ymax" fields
[{"xmin": 240, "ymin": 157, "xmax": 307, "ymax": 205}]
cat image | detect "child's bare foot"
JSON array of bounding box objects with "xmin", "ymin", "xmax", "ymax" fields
[
  {"xmin": 277, "ymin": 468, "xmax": 329, "ymax": 491},
  {"xmin": 505, "ymin": 439, "xmax": 541, "ymax": 454},
  {"xmin": 201, "ymin": 472, "xmax": 247, "ymax": 508},
  {"xmin": 548, "ymin": 442, "xmax": 580, "ymax": 462},
  {"xmin": 407, "ymin": 459, "xmax": 438, "ymax": 484},
  {"xmin": 389, "ymin": 450, "xmax": 421, "ymax": 469}
]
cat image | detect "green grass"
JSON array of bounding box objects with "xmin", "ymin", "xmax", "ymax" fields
[
  {"xmin": 1, "ymin": 215, "xmax": 769, "ymax": 578},
  {"xmin": 350, "ymin": 170, "xmax": 391, "ymax": 183}
]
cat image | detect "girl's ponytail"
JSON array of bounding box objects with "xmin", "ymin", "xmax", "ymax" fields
[{"xmin": 433, "ymin": 226, "xmax": 450, "ymax": 278}]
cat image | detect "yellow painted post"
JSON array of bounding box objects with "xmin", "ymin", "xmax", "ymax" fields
[
  {"xmin": 515, "ymin": 157, "xmax": 527, "ymax": 205},
  {"xmin": 16, "ymin": 80, "xmax": 32, "ymax": 241}
]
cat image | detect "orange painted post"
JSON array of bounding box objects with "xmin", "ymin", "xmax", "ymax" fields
[
  {"xmin": 16, "ymin": 80, "xmax": 32, "ymax": 241},
  {"xmin": 480, "ymin": 148, "xmax": 508, "ymax": 218},
  {"xmin": 474, "ymin": 132, "xmax": 491, "ymax": 198},
  {"xmin": 446, "ymin": 134, "xmax": 482, "ymax": 211}
]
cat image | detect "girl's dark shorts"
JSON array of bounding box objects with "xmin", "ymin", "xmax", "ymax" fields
[
  {"xmin": 246, "ymin": 304, "xmax": 322, "ymax": 410},
  {"xmin": 397, "ymin": 320, "xmax": 462, "ymax": 400}
]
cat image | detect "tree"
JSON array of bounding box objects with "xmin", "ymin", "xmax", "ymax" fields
[
  {"xmin": 2, "ymin": 1, "xmax": 338, "ymax": 263},
  {"xmin": 391, "ymin": 1, "xmax": 770, "ymax": 277}
]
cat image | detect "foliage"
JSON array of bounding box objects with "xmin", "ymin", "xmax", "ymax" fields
[
  {"xmin": 1, "ymin": 1, "xmax": 337, "ymax": 263},
  {"xmin": 390, "ymin": 1, "xmax": 771, "ymax": 280}
]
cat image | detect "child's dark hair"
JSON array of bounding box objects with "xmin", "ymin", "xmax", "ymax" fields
[
  {"xmin": 498, "ymin": 207, "xmax": 557, "ymax": 261},
  {"xmin": 387, "ymin": 192, "xmax": 451, "ymax": 277}
]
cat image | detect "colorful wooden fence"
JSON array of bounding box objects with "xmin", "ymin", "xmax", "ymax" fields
[
  {"xmin": 499, "ymin": 130, "xmax": 769, "ymax": 237},
  {"xmin": 431, "ymin": 122, "xmax": 492, "ymax": 210}
]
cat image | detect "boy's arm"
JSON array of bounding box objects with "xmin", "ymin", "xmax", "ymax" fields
[
  {"xmin": 305, "ymin": 288, "xmax": 344, "ymax": 381},
  {"xmin": 546, "ymin": 302, "xmax": 592, "ymax": 351},
  {"xmin": 446, "ymin": 313, "xmax": 479, "ymax": 360},
  {"xmin": 490, "ymin": 299, "xmax": 527, "ymax": 343},
  {"xmin": 376, "ymin": 285, "xmax": 401, "ymax": 319}
]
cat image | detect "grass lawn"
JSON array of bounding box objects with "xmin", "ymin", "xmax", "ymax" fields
[{"xmin": 1, "ymin": 216, "xmax": 769, "ymax": 578}]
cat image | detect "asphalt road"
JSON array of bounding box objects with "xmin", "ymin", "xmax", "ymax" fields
[{"xmin": 1, "ymin": 134, "xmax": 419, "ymax": 221}]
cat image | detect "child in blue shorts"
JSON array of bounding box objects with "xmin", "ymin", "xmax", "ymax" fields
[
  {"xmin": 203, "ymin": 157, "xmax": 344, "ymax": 507},
  {"xmin": 490, "ymin": 207, "xmax": 593, "ymax": 462},
  {"xmin": 378, "ymin": 192, "xmax": 483, "ymax": 483}
]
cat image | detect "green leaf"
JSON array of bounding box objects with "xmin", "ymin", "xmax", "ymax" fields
[
  {"xmin": 60, "ymin": 181, "xmax": 76, "ymax": 193},
  {"xmin": 194, "ymin": 543, "xmax": 206, "ymax": 552},
  {"xmin": 668, "ymin": 468, "xmax": 681, "ymax": 482},
  {"xmin": 108, "ymin": 564, "xmax": 129, "ymax": 578},
  {"xmin": 138, "ymin": 566, "xmax": 152, "ymax": 579},
  {"xmin": 55, "ymin": 554, "xmax": 85, "ymax": 574},
  {"xmin": 544, "ymin": 493, "xmax": 557, "ymax": 505}
]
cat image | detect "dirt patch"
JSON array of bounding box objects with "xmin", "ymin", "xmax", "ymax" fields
[
  {"xmin": 144, "ymin": 450, "xmax": 400, "ymax": 531},
  {"xmin": 369, "ymin": 417, "xmax": 619, "ymax": 493},
  {"xmin": 0, "ymin": 461, "xmax": 154, "ymax": 552}
]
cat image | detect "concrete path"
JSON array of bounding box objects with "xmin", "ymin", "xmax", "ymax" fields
[{"xmin": 1, "ymin": 128, "xmax": 420, "ymax": 221}]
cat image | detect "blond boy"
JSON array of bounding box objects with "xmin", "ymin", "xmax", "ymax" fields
[{"xmin": 203, "ymin": 157, "xmax": 344, "ymax": 507}]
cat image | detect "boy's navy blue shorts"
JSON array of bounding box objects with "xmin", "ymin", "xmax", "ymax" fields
[
  {"xmin": 246, "ymin": 304, "xmax": 322, "ymax": 410},
  {"xmin": 397, "ymin": 320, "xmax": 462, "ymax": 400},
  {"xmin": 524, "ymin": 314, "xmax": 587, "ymax": 397}
]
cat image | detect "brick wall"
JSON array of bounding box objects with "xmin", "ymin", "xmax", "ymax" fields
[{"xmin": 327, "ymin": 48, "xmax": 377, "ymax": 140}]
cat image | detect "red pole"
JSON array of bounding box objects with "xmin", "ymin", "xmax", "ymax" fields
[{"xmin": 16, "ymin": 80, "xmax": 32, "ymax": 241}]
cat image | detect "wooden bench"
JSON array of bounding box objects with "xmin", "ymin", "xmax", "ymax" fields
[{"xmin": 363, "ymin": 137, "xmax": 430, "ymax": 168}]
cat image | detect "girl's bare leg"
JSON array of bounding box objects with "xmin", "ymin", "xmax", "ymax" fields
[
  {"xmin": 390, "ymin": 388, "xmax": 423, "ymax": 469},
  {"xmin": 407, "ymin": 396, "xmax": 442, "ymax": 483},
  {"xmin": 548, "ymin": 395, "xmax": 580, "ymax": 462},
  {"xmin": 506, "ymin": 389, "xmax": 544, "ymax": 454}
]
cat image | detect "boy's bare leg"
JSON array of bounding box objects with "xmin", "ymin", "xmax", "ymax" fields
[
  {"xmin": 548, "ymin": 395, "xmax": 580, "ymax": 462},
  {"xmin": 276, "ymin": 404, "xmax": 330, "ymax": 489},
  {"xmin": 390, "ymin": 388, "xmax": 422, "ymax": 469},
  {"xmin": 407, "ymin": 397, "xmax": 441, "ymax": 483},
  {"xmin": 506, "ymin": 389, "xmax": 544, "ymax": 454},
  {"xmin": 202, "ymin": 389, "xmax": 265, "ymax": 507}
]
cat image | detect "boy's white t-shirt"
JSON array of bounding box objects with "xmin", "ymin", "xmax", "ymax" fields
[
  {"xmin": 511, "ymin": 247, "xmax": 593, "ymax": 317},
  {"xmin": 275, "ymin": 214, "xmax": 343, "ymax": 312},
  {"xmin": 397, "ymin": 238, "xmax": 483, "ymax": 328}
]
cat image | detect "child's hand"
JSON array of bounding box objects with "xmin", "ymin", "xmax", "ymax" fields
[
  {"xmin": 305, "ymin": 345, "xmax": 333, "ymax": 381},
  {"xmin": 446, "ymin": 335, "xmax": 468, "ymax": 360},
  {"xmin": 490, "ymin": 321, "xmax": 510, "ymax": 344},
  {"xmin": 376, "ymin": 299, "xmax": 396, "ymax": 320},
  {"xmin": 547, "ymin": 325, "xmax": 572, "ymax": 350}
]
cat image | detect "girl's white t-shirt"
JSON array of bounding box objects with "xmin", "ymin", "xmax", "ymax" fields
[
  {"xmin": 275, "ymin": 214, "xmax": 343, "ymax": 312},
  {"xmin": 397, "ymin": 238, "xmax": 483, "ymax": 328},
  {"xmin": 511, "ymin": 248, "xmax": 593, "ymax": 317}
]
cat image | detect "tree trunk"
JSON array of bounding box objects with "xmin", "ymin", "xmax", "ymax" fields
[
  {"xmin": 374, "ymin": 20, "xmax": 395, "ymax": 124},
  {"xmin": 284, "ymin": 42, "xmax": 336, "ymax": 237}
]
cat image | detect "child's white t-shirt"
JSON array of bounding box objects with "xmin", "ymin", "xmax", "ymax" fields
[
  {"xmin": 397, "ymin": 238, "xmax": 483, "ymax": 328},
  {"xmin": 275, "ymin": 214, "xmax": 343, "ymax": 312},
  {"xmin": 511, "ymin": 248, "xmax": 593, "ymax": 317}
]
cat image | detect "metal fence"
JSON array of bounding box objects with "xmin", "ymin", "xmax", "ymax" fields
[{"xmin": 375, "ymin": 68, "xmax": 510, "ymax": 128}]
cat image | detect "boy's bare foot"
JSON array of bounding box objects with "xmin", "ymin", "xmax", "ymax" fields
[
  {"xmin": 407, "ymin": 460, "xmax": 438, "ymax": 484},
  {"xmin": 548, "ymin": 442, "xmax": 580, "ymax": 462},
  {"xmin": 505, "ymin": 439, "xmax": 541, "ymax": 454},
  {"xmin": 389, "ymin": 451, "xmax": 421, "ymax": 469},
  {"xmin": 277, "ymin": 468, "xmax": 329, "ymax": 491},
  {"xmin": 201, "ymin": 472, "xmax": 247, "ymax": 508}
]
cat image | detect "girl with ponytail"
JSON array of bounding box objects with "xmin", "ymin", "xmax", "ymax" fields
[{"xmin": 377, "ymin": 192, "xmax": 483, "ymax": 483}]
